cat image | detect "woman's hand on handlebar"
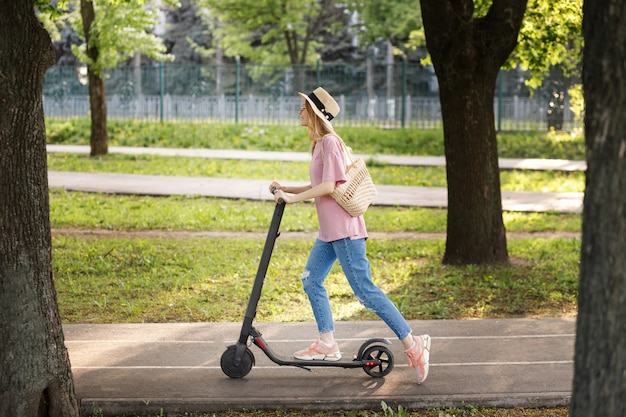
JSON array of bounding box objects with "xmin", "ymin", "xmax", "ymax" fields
[
  {"xmin": 269, "ymin": 181, "xmax": 282, "ymax": 194},
  {"xmin": 272, "ymin": 188, "xmax": 289, "ymax": 204},
  {"xmin": 270, "ymin": 182, "xmax": 288, "ymax": 204}
]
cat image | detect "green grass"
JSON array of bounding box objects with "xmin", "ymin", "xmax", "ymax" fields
[
  {"xmin": 50, "ymin": 195, "xmax": 581, "ymax": 325},
  {"xmin": 53, "ymin": 232, "xmax": 578, "ymax": 324},
  {"xmin": 46, "ymin": 118, "xmax": 586, "ymax": 160},
  {"xmin": 49, "ymin": 191, "xmax": 581, "ymax": 233}
]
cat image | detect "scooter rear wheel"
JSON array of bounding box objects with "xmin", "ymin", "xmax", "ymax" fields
[
  {"xmin": 221, "ymin": 345, "xmax": 255, "ymax": 378},
  {"xmin": 361, "ymin": 345, "xmax": 394, "ymax": 378}
]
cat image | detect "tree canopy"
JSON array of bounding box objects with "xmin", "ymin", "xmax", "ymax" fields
[
  {"xmin": 514, "ymin": 0, "xmax": 583, "ymax": 89},
  {"xmin": 195, "ymin": 0, "xmax": 345, "ymax": 65},
  {"xmin": 51, "ymin": 0, "xmax": 180, "ymax": 75},
  {"xmin": 349, "ymin": 0, "xmax": 423, "ymax": 55},
  {"xmin": 403, "ymin": 0, "xmax": 582, "ymax": 91}
]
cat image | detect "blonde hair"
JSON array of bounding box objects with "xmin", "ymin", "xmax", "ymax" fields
[{"xmin": 304, "ymin": 101, "xmax": 343, "ymax": 155}]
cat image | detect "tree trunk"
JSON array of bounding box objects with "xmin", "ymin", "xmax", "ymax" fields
[
  {"xmin": 0, "ymin": 2, "xmax": 80, "ymax": 416},
  {"xmin": 440, "ymin": 71, "xmax": 509, "ymax": 264},
  {"xmin": 571, "ymin": 1, "xmax": 626, "ymax": 416},
  {"xmin": 81, "ymin": 0, "xmax": 109, "ymax": 156},
  {"xmin": 420, "ymin": 0, "xmax": 527, "ymax": 264}
]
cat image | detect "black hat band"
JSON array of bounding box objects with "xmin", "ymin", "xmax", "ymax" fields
[{"xmin": 308, "ymin": 92, "xmax": 335, "ymax": 121}]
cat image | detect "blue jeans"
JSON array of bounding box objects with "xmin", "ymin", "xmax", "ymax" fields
[{"xmin": 300, "ymin": 238, "xmax": 412, "ymax": 340}]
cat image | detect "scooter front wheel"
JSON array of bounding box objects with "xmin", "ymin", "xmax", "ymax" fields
[
  {"xmin": 361, "ymin": 345, "xmax": 394, "ymax": 378},
  {"xmin": 221, "ymin": 345, "xmax": 255, "ymax": 378}
]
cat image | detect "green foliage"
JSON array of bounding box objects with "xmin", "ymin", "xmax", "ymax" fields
[
  {"xmin": 195, "ymin": 0, "xmax": 326, "ymax": 65},
  {"xmin": 434, "ymin": 404, "xmax": 478, "ymax": 417},
  {"xmin": 378, "ymin": 401, "xmax": 409, "ymax": 417},
  {"xmin": 47, "ymin": 0, "xmax": 180, "ymax": 75},
  {"xmin": 512, "ymin": 0, "xmax": 583, "ymax": 89},
  {"xmin": 568, "ymin": 83, "xmax": 584, "ymax": 122},
  {"xmin": 35, "ymin": 0, "xmax": 70, "ymax": 18},
  {"xmin": 348, "ymin": 0, "xmax": 423, "ymax": 55},
  {"xmin": 413, "ymin": 0, "xmax": 582, "ymax": 92},
  {"xmin": 36, "ymin": 0, "xmax": 69, "ymax": 39}
]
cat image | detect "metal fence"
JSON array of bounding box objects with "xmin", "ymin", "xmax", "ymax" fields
[{"xmin": 43, "ymin": 62, "xmax": 580, "ymax": 131}]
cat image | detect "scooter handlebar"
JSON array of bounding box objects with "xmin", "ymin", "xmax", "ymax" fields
[{"xmin": 271, "ymin": 187, "xmax": 285, "ymax": 205}]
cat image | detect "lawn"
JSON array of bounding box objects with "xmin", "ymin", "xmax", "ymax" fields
[{"xmin": 49, "ymin": 121, "xmax": 581, "ymax": 417}]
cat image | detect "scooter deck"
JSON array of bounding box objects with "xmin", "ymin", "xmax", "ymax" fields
[
  {"xmin": 249, "ymin": 327, "xmax": 392, "ymax": 371},
  {"xmin": 252, "ymin": 339, "xmax": 370, "ymax": 370}
]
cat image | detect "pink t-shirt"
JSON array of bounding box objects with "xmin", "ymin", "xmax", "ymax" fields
[{"xmin": 310, "ymin": 134, "xmax": 368, "ymax": 242}]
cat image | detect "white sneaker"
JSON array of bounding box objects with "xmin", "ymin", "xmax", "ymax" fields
[
  {"xmin": 294, "ymin": 337, "xmax": 342, "ymax": 361},
  {"xmin": 405, "ymin": 334, "xmax": 431, "ymax": 383}
]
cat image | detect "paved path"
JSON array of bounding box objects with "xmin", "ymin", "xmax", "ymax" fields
[
  {"xmin": 47, "ymin": 145, "xmax": 584, "ymax": 213},
  {"xmin": 49, "ymin": 145, "xmax": 579, "ymax": 414},
  {"xmin": 66, "ymin": 318, "xmax": 575, "ymax": 416},
  {"xmin": 47, "ymin": 144, "xmax": 588, "ymax": 171}
]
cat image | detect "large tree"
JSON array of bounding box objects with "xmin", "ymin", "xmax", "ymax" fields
[
  {"xmin": 402, "ymin": 0, "xmax": 581, "ymax": 264},
  {"xmin": 419, "ymin": 0, "xmax": 527, "ymax": 264},
  {"xmin": 571, "ymin": 0, "xmax": 626, "ymax": 415},
  {"xmin": 0, "ymin": 1, "xmax": 80, "ymax": 415}
]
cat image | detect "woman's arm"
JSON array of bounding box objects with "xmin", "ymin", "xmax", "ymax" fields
[
  {"xmin": 282, "ymin": 184, "xmax": 312, "ymax": 194},
  {"xmin": 269, "ymin": 181, "xmax": 335, "ymax": 204},
  {"xmin": 269, "ymin": 181, "xmax": 310, "ymax": 195}
]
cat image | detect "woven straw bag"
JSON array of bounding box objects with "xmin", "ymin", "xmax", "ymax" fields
[{"xmin": 330, "ymin": 139, "xmax": 377, "ymax": 217}]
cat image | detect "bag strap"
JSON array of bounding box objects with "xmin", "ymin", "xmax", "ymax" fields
[
  {"xmin": 337, "ymin": 137, "xmax": 354, "ymax": 165},
  {"xmin": 320, "ymin": 134, "xmax": 353, "ymax": 166}
]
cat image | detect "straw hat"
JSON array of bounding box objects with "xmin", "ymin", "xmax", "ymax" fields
[{"xmin": 298, "ymin": 87, "xmax": 340, "ymax": 123}]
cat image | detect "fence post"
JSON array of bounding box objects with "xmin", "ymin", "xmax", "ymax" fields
[
  {"xmin": 316, "ymin": 58, "xmax": 321, "ymax": 87},
  {"xmin": 497, "ymin": 70, "xmax": 502, "ymax": 132},
  {"xmin": 159, "ymin": 61, "xmax": 164, "ymax": 123},
  {"xmin": 235, "ymin": 55, "xmax": 240, "ymax": 124},
  {"xmin": 401, "ymin": 57, "xmax": 407, "ymax": 128}
]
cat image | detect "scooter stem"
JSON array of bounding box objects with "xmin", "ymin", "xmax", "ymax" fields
[{"xmin": 234, "ymin": 202, "xmax": 285, "ymax": 364}]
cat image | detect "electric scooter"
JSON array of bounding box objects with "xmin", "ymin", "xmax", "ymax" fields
[{"xmin": 220, "ymin": 200, "xmax": 395, "ymax": 379}]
